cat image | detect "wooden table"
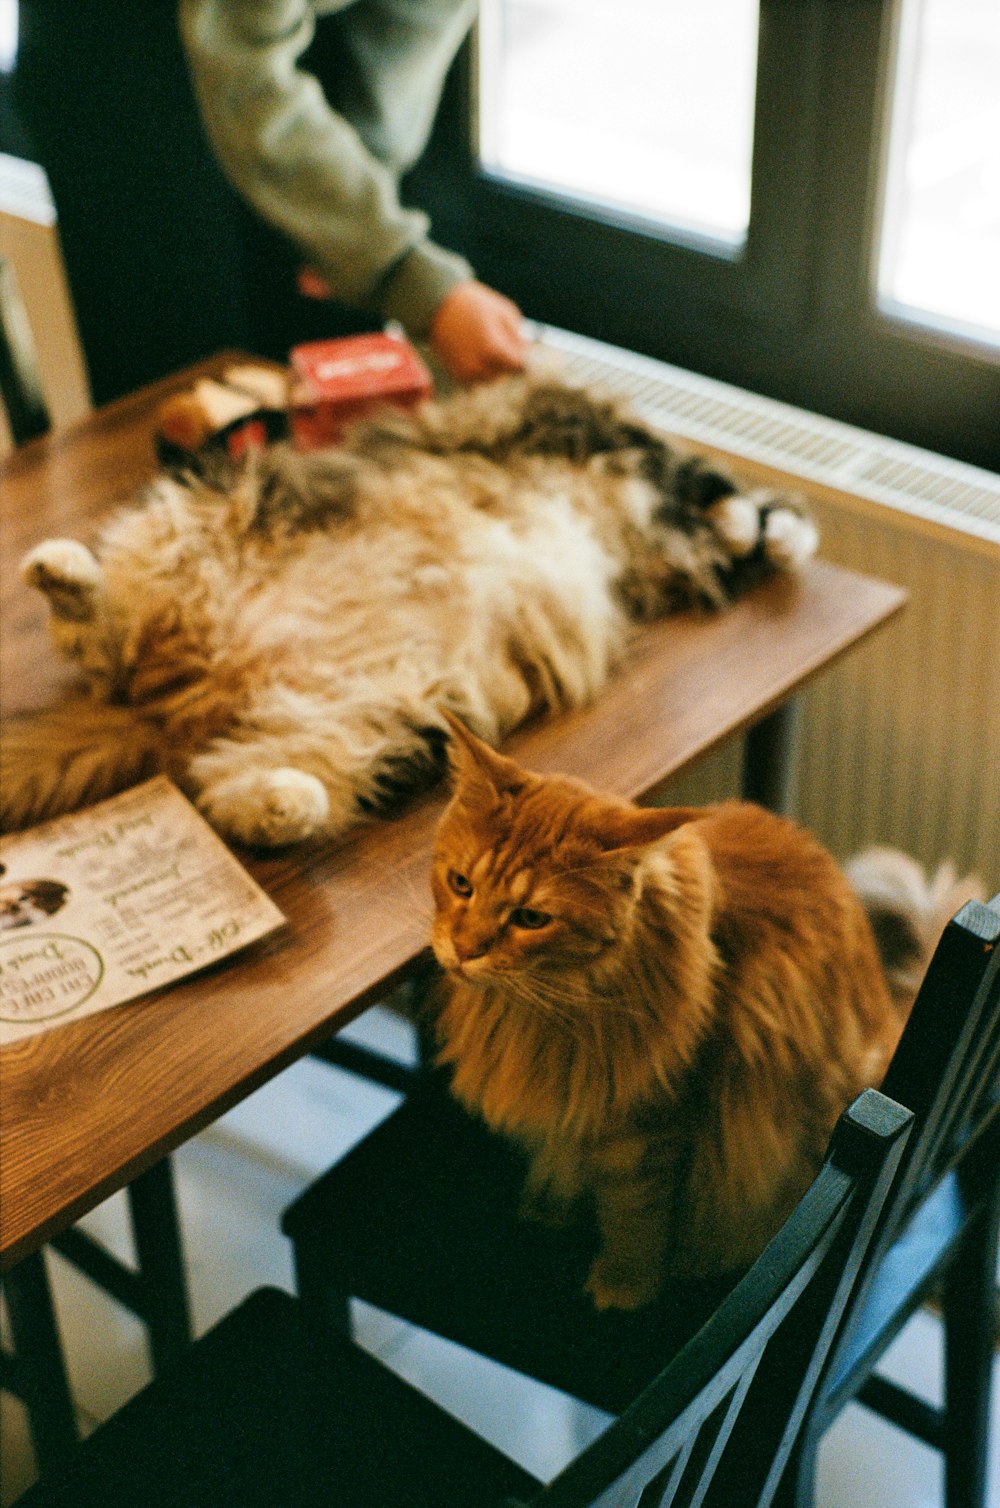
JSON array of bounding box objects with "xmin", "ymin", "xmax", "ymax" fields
[{"xmin": 0, "ymin": 356, "xmax": 906, "ymax": 1272}]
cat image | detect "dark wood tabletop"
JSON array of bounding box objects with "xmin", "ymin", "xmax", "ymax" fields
[{"xmin": 0, "ymin": 355, "xmax": 906, "ymax": 1270}]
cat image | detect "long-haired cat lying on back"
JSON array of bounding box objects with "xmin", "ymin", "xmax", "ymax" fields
[
  {"xmin": 429, "ymin": 714, "xmax": 976, "ymax": 1312},
  {"xmin": 4, "ymin": 377, "xmax": 817, "ymax": 847}
]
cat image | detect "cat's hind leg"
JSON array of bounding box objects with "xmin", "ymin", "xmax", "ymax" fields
[
  {"xmin": 761, "ymin": 503, "xmax": 820, "ymax": 570},
  {"xmin": 186, "ymin": 690, "xmax": 452, "ymax": 846},
  {"xmin": 707, "ymin": 490, "xmax": 819, "ymax": 571},
  {"xmin": 672, "ymin": 457, "xmax": 818, "ymax": 575},
  {"xmin": 192, "ymin": 767, "xmax": 330, "ymax": 847}
]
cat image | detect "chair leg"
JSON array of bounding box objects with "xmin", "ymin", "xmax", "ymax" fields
[
  {"xmin": 3, "ymin": 1250, "xmax": 79, "ymax": 1471},
  {"xmin": 128, "ymin": 1157, "xmax": 193, "ymax": 1374},
  {"xmin": 941, "ymin": 1197, "xmax": 1000, "ymax": 1508}
]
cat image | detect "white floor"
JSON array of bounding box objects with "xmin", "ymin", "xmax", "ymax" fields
[{"xmin": 2, "ymin": 1005, "xmax": 998, "ymax": 1507}]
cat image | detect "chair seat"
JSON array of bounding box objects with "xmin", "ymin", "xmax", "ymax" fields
[
  {"xmin": 15, "ymin": 1287, "xmax": 540, "ymax": 1508},
  {"xmin": 281, "ymin": 1082, "xmax": 739, "ymax": 1415}
]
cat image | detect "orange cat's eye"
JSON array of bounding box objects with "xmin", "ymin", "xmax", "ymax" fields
[
  {"xmin": 447, "ymin": 870, "xmax": 473, "ymax": 898},
  {"xmin": 510, "ymin": 906, "xmax": 551, "ymax": 930}
]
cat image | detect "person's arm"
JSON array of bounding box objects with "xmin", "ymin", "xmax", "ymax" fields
[{"xmin": 178, "ymin": 0, "xmax": 472, "ymax": 336}]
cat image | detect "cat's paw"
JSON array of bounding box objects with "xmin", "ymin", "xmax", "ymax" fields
[
  {"xmin": 585, "ymin": 1255, "xmax": 661, "ymax": 1313},
  {"xmin": 21, "ymin": 540, "xmax": 103, "ymax": 621},
  {"xmin": 198, "ymin": 768, "xmax": 330, "ymax": 847},
  {"xmin": 706, "ymin": 495, "xmax": 761, "ymax": 558},
  {"xmin": 762, "ymin": 508, "xmax": 819, "ymax": 570}
]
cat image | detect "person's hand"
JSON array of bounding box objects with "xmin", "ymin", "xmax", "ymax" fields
[
  {"xmin": 429, "ymin": 281, "xmax": 528, "ymax": 384},
  {"xmin": 297, "ymin": 265, "xmax": 335, "ymax": 300}
]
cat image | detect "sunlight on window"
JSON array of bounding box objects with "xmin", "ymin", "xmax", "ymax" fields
[
  {"xmin": 877, "ymin": 0, "xmax": 1000, "ymax": 347},
  {"xmin": 0, "ymin": 0, "xmax": 18, "ymax": 75},
  {"xmin": 477, "ymin": 0, "xmax": 759, "ymax": 246}
]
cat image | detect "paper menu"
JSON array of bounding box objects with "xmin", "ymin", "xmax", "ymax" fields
[{"xmin": 0, "ymin": 777, "xmax": 285, "ymax": 1045}]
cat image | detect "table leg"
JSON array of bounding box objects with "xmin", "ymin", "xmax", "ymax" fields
[
  {"xmin": 2, "ymin": 1250, "xmax": 79, "ymax": 1470},
  {"xmin": 741, "ymin": 698, "xmax": 801, "ymax": 814},
  {"xmin": 128, "ymin": 1158, "xmax": 193, "ymax": 1373},
  {"xmin": 49, "ymin": 1157, "xmax": 193, "ymax": 1378}
]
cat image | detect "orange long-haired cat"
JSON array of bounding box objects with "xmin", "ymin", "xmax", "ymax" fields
[{"xmin": 429, "ymin": 714, "xmax": 970, "ymax": 1312}]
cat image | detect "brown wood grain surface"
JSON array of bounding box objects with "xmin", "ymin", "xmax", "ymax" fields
[{"xmin": 0, "ymin": 357, "xmax": 906, "ymax": 1269}]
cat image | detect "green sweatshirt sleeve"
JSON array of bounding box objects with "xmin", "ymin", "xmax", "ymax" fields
[{"xmin": 178, "ymin": 0, "xmax": 475, "ymax": 336}]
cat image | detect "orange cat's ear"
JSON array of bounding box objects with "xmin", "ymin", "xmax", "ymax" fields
[
  {"xmin": 587, "ymin": 803, "xmax": 703, "ymax": 854},
  {"xmin": 440, "ymin": 710, "xmax": 528, "ymax": 798}
]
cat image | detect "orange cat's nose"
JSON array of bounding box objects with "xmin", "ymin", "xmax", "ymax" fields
[
  {"xmin": 448, "ymin": 930, "xmax": 500, "ymax": 980},
  {"xmin": 430, "ymin": 929, "xmax": 488, "ymax": 976},
  {"xmin": 452, "ymin": 940, "xmax": 491, "ymax": 977},
  {"xmin": 450, "ymin": 917, "xmax": 498, "ymax": 963},
  {"xmin": 453, "ymin": 941, "xmax": 489, "ymax": 966}
]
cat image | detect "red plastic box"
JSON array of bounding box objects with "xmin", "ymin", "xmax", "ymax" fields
[{"xmin": 289, "ymin": 332, "xmax": 433, "ymax": 447}]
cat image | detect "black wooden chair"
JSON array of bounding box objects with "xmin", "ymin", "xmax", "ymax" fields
[
  {"xmin": 281, "ymin": 893, "xmax": 998, "ymax": 1493},
  {"xmin": 14, "ymin": 1090, "xmax": 911, "ymax": 1508},
  {"xmin": 772, "ymin": 891, "xmax": 1000, "ymax": 1508}
]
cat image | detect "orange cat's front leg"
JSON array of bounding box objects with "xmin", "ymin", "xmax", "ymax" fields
[
  {"xmin": 585, "ymin": 1136, "xmax": 676, "ymax": 1312},
  {"xmin": 519, "ymin": 1142, "xmax": 586, "ymax": 1229}
]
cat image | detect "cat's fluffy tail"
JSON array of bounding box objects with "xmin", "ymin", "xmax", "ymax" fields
[
  {"xmin": 0, "ymin": 702, "xmax": 165, "ymax": 833},
  {"xmin": 847, "ymin": 846, "xmax": 984, "ymax": 1009}
]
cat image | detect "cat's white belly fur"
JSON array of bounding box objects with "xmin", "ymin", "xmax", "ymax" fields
[
  {"xmin": 240, "ymin": 494, "xmax": 622, "ymax": 721},
  {"xmin": 180, "ymin": 495, "xmax": 624, "ymax": 843}
]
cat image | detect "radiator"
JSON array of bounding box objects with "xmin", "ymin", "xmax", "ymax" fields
[{"xmin": 538, "ymin": 326, "xmax": 1000, "ymax": 890}]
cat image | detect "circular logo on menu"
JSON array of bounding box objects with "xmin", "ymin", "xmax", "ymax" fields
[{"xmin": 0, "ymin": 934, "xmax": 105, "ymax": 1025}]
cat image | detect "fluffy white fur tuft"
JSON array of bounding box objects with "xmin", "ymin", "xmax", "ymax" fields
[{"xmin": 848, "ymin": 845, "xmax": 984, "ymax": 1007}]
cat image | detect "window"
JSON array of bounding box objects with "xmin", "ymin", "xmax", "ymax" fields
[
  {"xmin": 478, "ymin": 0, "xmax": 759, "ymax": 246},
  {"xmin": 413, "ymin": 0, "xmax": 1000, "ymax": 471},
  {"xmin": 876, "ymin": 0, "xmax": 1000, "ymax": 349}
]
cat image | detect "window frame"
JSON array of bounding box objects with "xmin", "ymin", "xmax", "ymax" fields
[{"xmin": 408, "ymin": 0, "xmax": 1000, "ymax": 471}]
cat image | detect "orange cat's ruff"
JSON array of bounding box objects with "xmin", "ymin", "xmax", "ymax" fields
[
  {"xmin": 5, "ymin": 378, "xmax": 817, "ymax": 847},
  {"xmin": 430, "ymin": 716, "xmax": 929, "ymax": 1312}
]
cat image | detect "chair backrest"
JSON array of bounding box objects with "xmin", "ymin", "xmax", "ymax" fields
[
  {"xmin": 869, "ymin": 892, "xmax": 1000, "ymax": 1268},
  {"xmin": 511, "ymin": 1088, "xmax": 913, "ymax": 1508},
  {"xmin": 789, "ymin": 892, "xmax": 1000, "ymax": 1423},
  {"xmin": 0, "ymin": 252, "xmax": 51, "ymax": 445}
]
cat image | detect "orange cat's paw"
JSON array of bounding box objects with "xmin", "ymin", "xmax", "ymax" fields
[{"xmin": 585, "ymin": 1255, "xmax": 661, "ymax": 1312}]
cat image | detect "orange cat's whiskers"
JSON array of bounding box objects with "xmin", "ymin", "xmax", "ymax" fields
[{"xmin": 505, "ymin": 979, "xmax": 584, "ymax": 1036}]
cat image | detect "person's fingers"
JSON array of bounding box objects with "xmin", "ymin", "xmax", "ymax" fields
[
  {"xmin": 430, "ymin": 281, "xmax": 528, "ymax": 383},
  {"xmin": 297, "ymin": 266, "xmax": 334, "ymax": 300}
]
